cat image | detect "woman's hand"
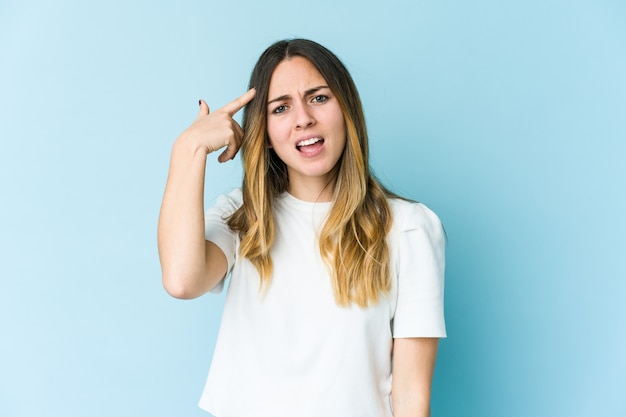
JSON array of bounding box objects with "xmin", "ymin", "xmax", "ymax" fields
[{"xmin": 176, "ymin": 88, "xmax": 256, "ymax": 162}]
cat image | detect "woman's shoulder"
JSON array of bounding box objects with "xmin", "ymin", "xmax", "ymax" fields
[{"xmin": 387, "ymin": 196, "xmax": 443, "ymax": 235}]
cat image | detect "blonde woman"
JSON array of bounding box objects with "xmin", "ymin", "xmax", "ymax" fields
[{"xmin": 158, "ymin": 39, "xmax": 446, "ymax": 417}]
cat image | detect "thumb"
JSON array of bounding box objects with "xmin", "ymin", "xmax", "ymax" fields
[{"xmin": 197, "ymin": 99, "xmax": 210, "ymax": 118}]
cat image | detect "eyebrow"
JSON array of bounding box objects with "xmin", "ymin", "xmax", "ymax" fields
[{"xmin": 267, "ymin": 85, "xmax": 329, "ymax": 105}]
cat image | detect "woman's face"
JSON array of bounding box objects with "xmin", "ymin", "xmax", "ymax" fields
[{"xmin": 266, "ymin": 56, "xmax": 346, "ymax": 199}]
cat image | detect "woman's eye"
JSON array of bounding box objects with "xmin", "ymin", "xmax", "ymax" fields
[
  {"xmin": 273, "ymin": 105, "xmax": 287, "ymax": 114},
  {"xmin": 311, "ymin": 95, "xmax": 328, "ymax": 104}
]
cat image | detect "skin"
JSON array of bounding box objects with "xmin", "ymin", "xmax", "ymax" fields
[
  {"xmin": 157, "ymin": 88, "xmax": 255, "ymax": 299},
  {"xmin": 157, "ymin": 60, "xmax": 439, "ymax": 415},
  {"xmin": 392, "ymin": 338, "xmax": 439, "ymax": 417},
  {"xmin": 266, "ymin": 56, "xmax": 346, "ymax": 202}
]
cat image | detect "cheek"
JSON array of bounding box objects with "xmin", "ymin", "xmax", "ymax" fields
[
  {"xmin": 266, "ymin": 118, "xmax": 290, "ymax": 145},
  {"xmin": 332, "ymin": 112, "xmax": 347, "ymax": 140}
]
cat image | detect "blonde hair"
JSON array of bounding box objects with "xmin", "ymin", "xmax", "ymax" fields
[{"xmin": 228, "ymin": 39, "xmax": 394, "ymax": 307}]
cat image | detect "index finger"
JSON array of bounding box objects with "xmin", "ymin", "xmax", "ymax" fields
[{"xmin": 220, "ymin": 88, "xmax": 257, "ymax": 116}]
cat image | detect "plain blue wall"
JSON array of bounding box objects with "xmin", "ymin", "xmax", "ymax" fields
[{"xmin": 1, "ymin": 1, "xmax": 624, "ymax": 416}]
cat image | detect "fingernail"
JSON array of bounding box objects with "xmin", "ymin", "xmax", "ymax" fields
[{"xmin": 198, "ymin": 99, "xmax": 202, "ymax": 106}]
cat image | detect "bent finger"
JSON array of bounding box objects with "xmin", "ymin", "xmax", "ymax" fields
[
  {"xmin": 217, "ymin": 128, "xmax": 243, "ymax": 163},
  {"xmin": 232, "ymin": 120, "xmax": 244, "ymax": 142},
  {"xmin": 217, "ymin": 140, "xmax": 238, "ymax": 162}
]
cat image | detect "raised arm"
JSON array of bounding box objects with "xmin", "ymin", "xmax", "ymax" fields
[{"xmin": 157, "ymin": 89, "xmax": 256, "ymax": 299}]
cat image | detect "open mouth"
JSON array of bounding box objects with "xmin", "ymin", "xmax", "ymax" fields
[{"xmin": 296, "ymin": 137, "xmax": 324, "ymax": 152}]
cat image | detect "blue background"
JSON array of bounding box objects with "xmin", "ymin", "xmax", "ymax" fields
[{"xmin": 1, "ymin": 1, "xmax": 624, "ymax": 416}]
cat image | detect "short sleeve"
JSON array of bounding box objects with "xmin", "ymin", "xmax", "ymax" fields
[
  {"xmin": 204, "ymin": 189, "xmax": 242, "ymax": 293},
  {"xmin": 392, "ymin": 201, "xmax": 446, "ymax": 338}
]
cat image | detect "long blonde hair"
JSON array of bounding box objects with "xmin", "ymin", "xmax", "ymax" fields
[{"xmin": 228, "ymin": 39, "xmax": 394, "ymax": 307}]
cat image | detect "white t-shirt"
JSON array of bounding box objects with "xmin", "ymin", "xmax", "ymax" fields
[{"xmin": 199, "ymin": 189, "xmax": 446, "ymax": 417}]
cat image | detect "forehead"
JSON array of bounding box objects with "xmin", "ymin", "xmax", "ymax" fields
[{"xmin": 268, "ymin": 56, "xmax": 327, "ymax": 95}]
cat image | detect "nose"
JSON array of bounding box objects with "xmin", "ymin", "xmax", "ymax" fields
[{"xmin": 295, "ymin": 102, "xmax": 316, "ymax": 129}]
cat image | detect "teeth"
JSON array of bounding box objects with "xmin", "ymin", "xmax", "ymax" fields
[{"xmin": 297, "ymin": 137, "xmax": 322, "ymax": 147}]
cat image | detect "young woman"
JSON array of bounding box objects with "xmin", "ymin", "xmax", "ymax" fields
[{"xmin": 158, "ymin": 39, "xmax": 446, "ymax": 417}]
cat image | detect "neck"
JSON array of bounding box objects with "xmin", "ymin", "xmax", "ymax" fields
[{"xmin": 287, "ymin": 177, "xmax": 336, "ymax": 202}]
